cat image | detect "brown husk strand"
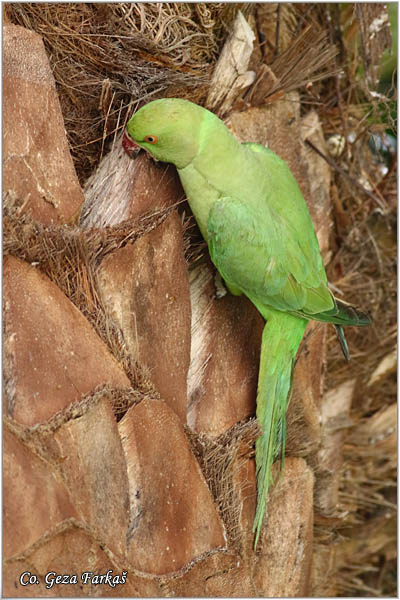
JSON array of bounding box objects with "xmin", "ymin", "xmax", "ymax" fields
[
  {"xmin": 4, "ymin": 3, "xmax": 396, "ymax": 597},
  {"xmin": 6, "ymin": 3, "xmax": 253, "ymax": 183}
]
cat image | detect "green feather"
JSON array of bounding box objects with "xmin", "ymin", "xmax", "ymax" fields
[
  {"xmin": 125, "ymin": 98, "xmax": 372, "ymax": 549},
  {"xmin": 253, "ymin": 312, "xmax": 307, "ymax": 547}
]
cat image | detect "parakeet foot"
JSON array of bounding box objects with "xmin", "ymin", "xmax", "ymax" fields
[{"xmin": 214, "ymin": 271, "xmax": 228, "ymax": 299}]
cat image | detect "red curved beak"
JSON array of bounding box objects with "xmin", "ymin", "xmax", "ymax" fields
[{"xmin": 122, "ymin": 131, "xmax": 140, "ymax": 158}]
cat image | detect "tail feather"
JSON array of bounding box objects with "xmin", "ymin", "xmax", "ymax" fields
[
  {"xmin": 297, "ymin": 295, "xmax": 371, "ymax": 360},
  {"xmin": 253, "ymin": 312, "xmax": 307, "ymax": 548},
  {"xmin": 311, "ymin": 296, "xmax": 372, "ymax": 327},
  {"xmin": 253, "ymin": 298, "xmax": 371, "ymax": 547},
  {"xmin": 335, "ymin": 324, "xmax": 350, "ymax": 360}
]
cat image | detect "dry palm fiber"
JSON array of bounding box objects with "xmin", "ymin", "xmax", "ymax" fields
[
  {"xmin": 3, "ymin": 191, "xmax": 170, "ymax": 402},
  {"xmin": 310, "ymin": 4, "xmax": 396, "ymax": 597},
  {"xmin": 6, "ymin": 2, "xmax": 253, "ymax": 183}
]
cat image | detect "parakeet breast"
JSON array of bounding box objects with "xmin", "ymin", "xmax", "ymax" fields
[
  {"xmin": 178, "ymin": 140, "xmax": 265, "ymax": 241},
  {"xmin": 178, "ymin": 163, "xmax": 221, "ymax": 241}
]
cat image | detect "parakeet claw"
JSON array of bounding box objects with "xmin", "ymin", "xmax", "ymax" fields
[{"xmin": 214, "ymin": 271, "xmax": 228, "ymax": 299}]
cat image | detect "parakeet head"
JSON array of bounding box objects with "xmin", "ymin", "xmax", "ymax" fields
[{"xmin": 124, "ymin": 98, "xmax": 209, "ymax": 168}]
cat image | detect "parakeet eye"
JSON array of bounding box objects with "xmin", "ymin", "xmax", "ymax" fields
[{"xmin": 144, "ymin": 135, "xmax": 158, "ymax": 144}]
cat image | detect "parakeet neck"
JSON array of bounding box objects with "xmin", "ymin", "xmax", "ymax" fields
[{"xmin": 177, "ymin": 162, "xmax": 219, "ymax": 240}]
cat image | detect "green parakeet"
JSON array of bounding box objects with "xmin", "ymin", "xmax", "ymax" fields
[{"xmin": 123, "ymin": 98, "xmax": 371, "ymax": 548}]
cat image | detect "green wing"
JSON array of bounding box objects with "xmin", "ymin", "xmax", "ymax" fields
[{"xmin": 207, "ymin": 194, "xmax": 334, "ymax": 320}]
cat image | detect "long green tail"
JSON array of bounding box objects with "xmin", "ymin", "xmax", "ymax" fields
[{"xmin": 253, "ymin": 310, "xmax": 308, "ymax": 548}]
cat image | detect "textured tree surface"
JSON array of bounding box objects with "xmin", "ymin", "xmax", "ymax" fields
[
  {"xmin": 3, "ymin": 5, "xmax": 396, "ymax": 598},
  {"xmin": 3, "ymin": 25, "xmax": 83, "ymax": 225}
]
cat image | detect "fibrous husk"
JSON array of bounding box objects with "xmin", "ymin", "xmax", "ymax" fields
[
  {"xmin": 355, "ymin": 3, "xmax": 392, "ymax": 90},
  {"xmin": 186, "ymin": 418, "xmax": 259, "ymax": 551},
  {"xmin": 3, "ymin": 190, "xmax": 170, "ymax": 397},
  {"xmin": 97, "ymin": 213, "xmax": 192, "ymax": 423},
  {"xmin": 119, "ymin": 398, "xmax": 227, "ymax": 576},
  {"xmin": 5, "ymin": 3, "xmax": 254, "ymax": 183},
  {"xmin": 3, "ymin": 24, "xmax": 84, "ymax": 226},
  {"xmin": 187, "ymin": 262, "xmax": 263, "ymax": 437}
]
